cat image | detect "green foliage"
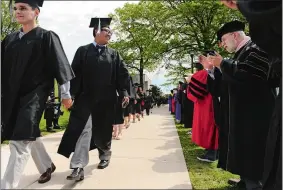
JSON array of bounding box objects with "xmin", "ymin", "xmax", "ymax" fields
[
  {"xmin": 150, "ymin": 85, "xmax": 163, "ymax": 100},
  {"xmin": 109, "ymin": 1, "xmax": 176, "ymax": 84},
  {"xmin": 109, "ymin": 1, "xmax": 246, "ymax": 86},
  {"xmin": 162, "ymin": 0, "xmax": 245, "ymax": 84},
  {"xmin": 1, "ymin": 1, "xmax": 21, "ymax": 40}
]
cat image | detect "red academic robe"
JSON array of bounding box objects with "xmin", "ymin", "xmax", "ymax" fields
[
  {"xmin": 171, "ymin": 94, "xmax": 176, "ymax": 113},
  {"xmin": 187, "ymin": 70, "xmax": 218, "ymax": 150}
]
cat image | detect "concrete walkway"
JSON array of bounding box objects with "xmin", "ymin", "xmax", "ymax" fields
[{"xmin": 1, "ymin": 105, "xmax": 192, "ymax": 189}]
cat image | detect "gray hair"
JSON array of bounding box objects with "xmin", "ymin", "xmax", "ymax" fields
[{"xmin": 234, "ymin": 31, "xmax": 246, "ymax": 37}]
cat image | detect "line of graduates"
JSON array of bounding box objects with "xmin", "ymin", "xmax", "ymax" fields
[
  {"xmin": 175, "ymin": 18, "xmax": 281, "ymax": 190},
  {"xmin": 112, "ymin": 79, "xmax": 155, "ymax": 140},
  {"xmin": 168, "ymin": 74, "xmax": 200, "ymax": 130},
  {"xmin": 0, "ymin": 0, "xmax": 153, "ymax": 188}
]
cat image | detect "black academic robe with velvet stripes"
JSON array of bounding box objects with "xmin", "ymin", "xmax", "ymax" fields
[
  {"xmin": 187, "ymin": 70, "xmax": 219, "ymax": 150},
  {"xmin": 213, "ymin": 41, "xmax": 276, "ymax": 181}
]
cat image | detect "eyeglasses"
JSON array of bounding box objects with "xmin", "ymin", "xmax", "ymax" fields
[{"xmin": 101, "ymin": 28, "xmax": 113, "ymax": 35}]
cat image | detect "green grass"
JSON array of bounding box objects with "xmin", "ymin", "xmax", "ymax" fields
[
  {"xmin": 175, "ymin": 121, "xmax": 241, "ymax": 190},
  {"xmin": 39, "ymin": 107, "xmax": 70, "ymax": 136}
]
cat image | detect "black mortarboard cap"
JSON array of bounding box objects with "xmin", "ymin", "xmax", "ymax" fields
[
  {"xmin": 217, "ymin": 20, "xmax": 245, "ymax": 41},
  {"xmin": 10, "ymin": 0, "xmax": 43, "ymax": 21},
  {"xmin": 14, "ymin": 0, "xmax": 44, "ymax": 7},
  {"xmin": 89, "ymin": 17, "xmax": 112, "ymax": 34},
  {"xmin": 179, "ymin": 81, "xmax": 184, "ymax": 85},
  {"xmin": 133, "ymin": 83, "xmax": 139, "ymax": 87}
]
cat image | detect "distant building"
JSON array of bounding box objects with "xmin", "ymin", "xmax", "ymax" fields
[{"xmin": 131, "ymin": 74, "xmax": 151, "ymax": 91}]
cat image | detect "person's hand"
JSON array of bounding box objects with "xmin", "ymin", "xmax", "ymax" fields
[
  {"xmin": 208, "ymin": 52, "xmax": 223, "ymax": 68},
  {"xmin": 220, "ymin": 0, "xmax": 238, "ymax": 10},
  {"xmin": 62, "ymin": 98, "xmax": 73, "ymax": 109},
  {"xmin": 199, "ymin": 55, "xmax": 214, "ymax": 70},
  {"xmin": 123, "ymin": 96, "xmax": 129, "ymax": 103}
]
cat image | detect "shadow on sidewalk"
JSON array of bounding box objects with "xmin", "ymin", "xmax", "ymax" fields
[
  {"xmin": 168, "ymin": 183, "xmax": 192, "ymax": 189},
  {"xmin": 21, "ymin": 164, "xmax": 98, "ymax": 189},
  {"xmin": 158, "ymin": 130, "xmax": 178, "ymax": 137},
  {"xmin": 155, "ymin": 138, "xmax": 180, "ymax": 150},
  {"xmin": 151, "ymin": 150, "xmax": 188, "ymax": 173}
]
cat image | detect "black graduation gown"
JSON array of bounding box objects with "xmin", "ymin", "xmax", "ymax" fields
[
  {"xmin": 177, "ymin": 89, "xmax": 184, "ymax": 124},
  {"xmin": 114, "ymin": 90, "xmax": 124, "ymax": 125},
  {"xmin": 181, "ymin": 83, "xmax": 194, "ymax": 128},
  {"xmin": 237, "ymin": 0, "xmax": 281, "ymax": 59},
  {"xmin": 128, "ymin": 79, "xmax": 137, "ymax": 115},
  {"xmin": 262, "ymin": 58, "xmax": 282, "ymax": 190},
  {"xmin": 124, "ymin": 77, "xmax": 135, "ymax": 117},
  {"xmin": 214, "ymin": 42, "xmax": 276, "ymax": 180},
  {"xmin": 44, "ymin": 88, "xmax": 56, "ymax": 120},
  {"xmin": 1, "ymin": 27, "xmax": 74, "ymax": 142},
  {"xmin": 135, "ymin": 91, "xmax": 143, "ymax": 114},
  {"xmin": 57, "ymin": 44, "xmax": 129, "ymax": 158},
  {"xmin": 206, "ymin": 68, "xmax": 222, "ymax": 129},
  {"xmin": 237, "ymin": 1, "xmax": 282, "ymax": 188},
  {"xmin": 144, "ymin": 95, "xmax": 153, "ymax": 109},
  {"xmin": 207, "ymin": 68, "xmax": 230, "ymax": 169}
]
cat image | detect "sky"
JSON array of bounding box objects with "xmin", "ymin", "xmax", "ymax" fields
[{"xmin": 38, "ymin": 1, "xmax": 175, "ymax": 94}]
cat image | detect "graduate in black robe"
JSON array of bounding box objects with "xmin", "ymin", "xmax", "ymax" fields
[
  {"xmin": 57, "ymin": 17, "xmax": 130, "ymax": 181},
  {"xmin": 144, "ymin": 90, "xmax": 154, "ymax": 116},
  {"xmin": 135, "ymin": 85, "xmax": 144, "ymax": 121},
  {"xmin": 124, "ymin": 76, "xmax": 136, "ymax": 128},
  {"xmin": 1, "ymin": 0, "xmax": 74, "ymax": 188},
  {"xmin": 207, "ymin": 21, "xmax": 276, "ymax": 189},
  {"xmin": 182, "ymin": 76, "xmax": 194, "ymax": 129},
  {"xmin": 221, "ymin": 2, "xmax": 282, "ymax": 189},
  {"xmin": 236, "ymin": 2, "xmax": 282, "ymax": 189},
  {"xmin": 112, "ymin": 89, "xmax": 126, "ymax": 140},
  {"xmin": 177, "ymin": 81, "xmax": 184, "ymax": 124}
]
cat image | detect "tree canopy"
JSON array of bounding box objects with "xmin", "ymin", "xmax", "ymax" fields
[
  {"xmin": 109, "ymin": 1, "xmax": 245, "ymax": 86},
  {"xmin": 109, "ymin": 1, "xmax": 177, "ymax": 86},
  {"xmin": 1, "ymin": 1, "xmax": 21, "ymax": 40}
]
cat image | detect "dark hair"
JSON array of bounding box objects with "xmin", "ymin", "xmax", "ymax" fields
[
  {"xmin": 93, "ymin": 28, "xmax": 97, "ymax": 38},
  {"xmin": 30, "ymin": 6, "xmax": 39, "ymax": 20}
]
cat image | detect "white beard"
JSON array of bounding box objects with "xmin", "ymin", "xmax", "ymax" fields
[{"xmin": 225, "ymin": 40, "xmax": 237, "ymax": 53}]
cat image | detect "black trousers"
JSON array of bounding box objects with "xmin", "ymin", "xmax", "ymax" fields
[{"xmin": 146, "ymin": 108, "xmax": 150, "ymax": 115}]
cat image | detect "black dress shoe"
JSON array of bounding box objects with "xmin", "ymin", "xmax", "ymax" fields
[
  {"xmin": 228, "ymin": 178, "xmax": 246, "ymax": 188},
  {"xmin": 53, "ymin": 124, "xmax": 61, "ymax": 129},
  {"xmin": 97, "ymin": 160, "xmax": 110, "ymax": 169},
  {"xmin": 38, "ymin": 163, "xmax": 56, "ymax": 184},
  {"xmin": 66, "ymin": 168, "xmax": 84, "ymax": 181},
  {"xmin": 46, "ymin": 127, "xmax": 56, "ymax": 132}
]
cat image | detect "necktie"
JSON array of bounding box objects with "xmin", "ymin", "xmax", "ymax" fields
[{"xmin": 96, "ymin": 45, "xmax": 105, "ymax": 51}]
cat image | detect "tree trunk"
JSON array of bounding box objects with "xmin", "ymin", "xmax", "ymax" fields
[{"xmin": 139, "ymin": 58, "xmax": 144, "ymax": 89}]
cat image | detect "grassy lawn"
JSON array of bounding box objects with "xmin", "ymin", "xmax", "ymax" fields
[
  {"xmin": 175, "ymin": 122, "xmax": 241, "ymax": 190},
  {"xmin": 38, "ymin": 107, "xmax": 70, "ymax": 136}
]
